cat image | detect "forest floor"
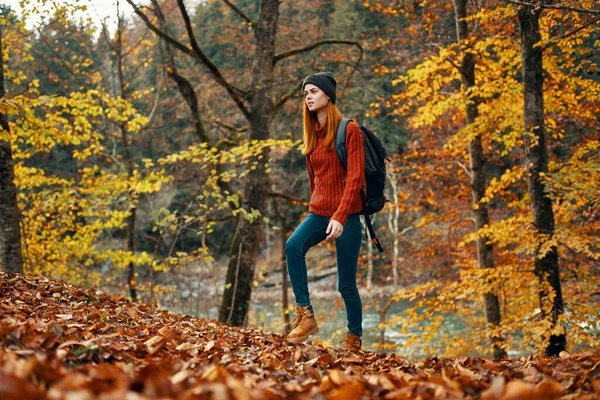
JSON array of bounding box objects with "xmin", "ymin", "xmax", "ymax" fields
[{"xmin": 1, "ymin": 272, "xmax": 599, "ymax": 399}]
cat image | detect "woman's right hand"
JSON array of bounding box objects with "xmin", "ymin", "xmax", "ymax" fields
[{"xmin": 325, "ymin": 219, "xmax": 343, "ymax": 241}]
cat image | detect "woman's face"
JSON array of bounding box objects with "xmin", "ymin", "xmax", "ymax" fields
[{"xmin": 304, "ymin": 84, "xmax": 330, "ymax": 113}]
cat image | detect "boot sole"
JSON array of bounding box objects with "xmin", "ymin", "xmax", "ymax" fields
[{"xmin": 287, "ymin": 326, "xmax": 319, "ymax": 343}]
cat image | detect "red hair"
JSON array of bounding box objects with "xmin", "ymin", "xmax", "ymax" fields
[{"xmin": 302, "ymin": 101, "xmax": 342, "ymax": 155}]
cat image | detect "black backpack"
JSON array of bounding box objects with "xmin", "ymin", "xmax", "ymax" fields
[{"xmin": 336, "ymin": 119, "xmax": 388, "ymax": 253}]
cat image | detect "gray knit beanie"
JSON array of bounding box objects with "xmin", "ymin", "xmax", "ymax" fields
[{"xmin": 302, "ymin": 72, "xmax": 337, "ymax": 104}]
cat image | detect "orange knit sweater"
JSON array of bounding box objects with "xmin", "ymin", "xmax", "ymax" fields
[{"xmin": 307, "ymin": 121, "xmax": 365, "ymax": 225}]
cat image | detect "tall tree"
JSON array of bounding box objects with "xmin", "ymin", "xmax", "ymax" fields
[
  {"xmin": 453, "ymin": 0, "xmax": 506, "ymax": 359},
  {"xmin": 127, "ymin": 0, "xmax": 360, "ymax": 325},
  {"xmin": 217, "ymin": 0, "xmax": 278, "ymax": 325},
  {"xmin": 125, "ymin": 0, "xmax": 279, "ymax": 325},
  {"xmin": 106, "ymin": 14, "xmax": 140, "ymax": 301},
  {"xmin": 517, "ymin": 1, "xmax": 566, "ymax": 356},
  {"xmin": 0, "ymin": 25, "xmax": 24, "ymax": 274}
]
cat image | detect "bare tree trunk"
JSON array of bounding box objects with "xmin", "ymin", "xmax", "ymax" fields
[
  {"xmin": 518, "ymin": 3, "xmax": 566, "ymax": 356},
  {"xmin": 114, "ymin": 17, "xmax": 138, "ymax": 301},
  {"xmin": 125, "ymin": 207, "xmax": 137, "ymax": 300},
  {"xmin": 265, "ymin": 202, "xmax": 271, "ymax": 266},
  {"xmin": 378, "ymin": 299, "xmax": 393, "ymax": 351},
  {"xmin": 453, "ymin": 0, "xmax": 507, "ymax": 359},
  {"xmin": 218, "ymin": 0, "xmax": 279, "ymax": 325},
  {"xmin": 0, "ymin": 26, "xmax": 24, "ymax": 274},
  {"xmin": 366, "ymin": 222, "xmax": 374, "ymax": 289},
  {"xmin": 386, "ymin": 171, "xmax": 400, "ymax": 288},
  {"xmin": 280, "ymin": 229, "xmax": 290, "ymax": 333},
  {"xmin": 154, "ymin": 3, "xmax": 209, "ymax": 145},
  {"xmin": 274, "ymin": 198, "xmax": 291, "ymax": 334}
]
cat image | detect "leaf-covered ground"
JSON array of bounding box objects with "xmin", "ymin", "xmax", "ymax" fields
[{"xmin": 0, "ymin": 272, "xmax": 598, "ymax": 399}]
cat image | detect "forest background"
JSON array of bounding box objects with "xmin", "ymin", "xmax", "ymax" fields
[{"xmin": 0, "ymin": 0, "xmax": 598, "ymax": 360}]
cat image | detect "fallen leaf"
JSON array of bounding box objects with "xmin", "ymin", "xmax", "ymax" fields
[
  {"xmin": 457, "ymin": 363, "xmax": 485, "ymax": 380},
  {"xmin": 535, "ymin": 379, "xmax": 562, "ymax": 398},
  {"xmin": 144, "ymin": 335, "xmax": 166, "ymax": 354},
  {"xmin": 171, "ymin": 369, "xmax": 192, "ymax": 384},
  {"xmin": 293, "ymin": 347, "xmax": 302, "ymax": 363},
  {"xmin": 204, "ymin": 340, "xmax": 215, "ymax": 352},
  {"xmin": 559, "ymin": 351, "xmax": 570, "ymax": 359},
  {"xmin": 0, "ymin": 373, "xmax": 44, "ymax": 400},
  {"xmin": 502, "ymin": 380, "xmax": 536, "ymax": 400},
  {"xmin": 175, "ymin": 342, "xmax": 196, "ymax": 351},
  {"xmin": 481, "ymin": 375, "xmax": 505, "ymax": 400},
  {"xmin": 1, "ymin": 273, "xmax": 598, "ymax": 400},
  {"xmin": 328, "ymin": 369, "xmax": 351, "ymax": 386},
  {"xmin": 327, "ymin": 381, "xmax": 365, "ymax": 400}
]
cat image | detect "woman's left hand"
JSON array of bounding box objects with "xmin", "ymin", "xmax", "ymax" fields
[{"xmin": 326, "ymin": 219, "xmax": 344, "ymax": 241}]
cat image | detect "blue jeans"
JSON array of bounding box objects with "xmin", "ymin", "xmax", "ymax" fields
[{"xmin": 285, "ymin": 212, "xmax": 363, "ymax": 336}]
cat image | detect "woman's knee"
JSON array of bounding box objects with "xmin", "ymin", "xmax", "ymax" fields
[
  {"xmin": 338, "ymin": 282, "xmax": 359, "ymax": 297},
  {"xmin": 285, "ymin": 235, "xmax": 301, "ymax": 259}
]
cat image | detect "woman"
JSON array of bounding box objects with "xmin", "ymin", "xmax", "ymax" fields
[{"xmin": 285, "ymin": 72, "xmax": 365, "ymax": 352}]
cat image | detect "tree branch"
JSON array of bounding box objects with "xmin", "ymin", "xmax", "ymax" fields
[
  {"xmin": 214, "ymin": 138, "xmax": 239, "ymax": 148},
  {"xmin": 125, "ymin": 0, "xmax": 251, "ymax": 119},
  {"xmin": 274, "ymin": 81, "xmax": 302, "ymax": 113},
  {"xmin": 175, "ymin": 0, "xmax": 251, "ymax": 118},
  {"xmin": 138, "ymin": 67, "xmax": 163, "ymax": 132},
  {"xmin": 213, "ymin": 118, "xmax": 248, "ymax": 134},
  {"xmin": 505, "ymin": 0, "xmax": 600, "ymax": 15},
  {"xmin": 454, "ymin": 160, "xmax": 472, "ymax": 179},
  {"xmin": 125, "ymin": 1, "xmax": 194, "ymax": 56},
  {"xmin": 445, "ymin": 56, "xmax": 462, "ymax": 73},
  {"xmin": 542, "ymin": 15, "xmax": 600, "ymax": 51},
  {"xmin": 273, "ymin": 39, "xmax": 362, "ymax": 66},
  {"xmin": 151, "ymin": 0, "xmax": 210, "ymax": 144},
  {"xmin": 268, "ymin": 191, "xmax": 303, "ymax": 204},
  {"xmin": 150, "ymin": 0, "xmax": 239, "ymax": 208},
  {"xmin": 221, "ymin": 0, "xmax": 253, "ymax": 25},
  {"xmin": 337, "ymin": 45, "xmax": 363, "ymax": 105}
]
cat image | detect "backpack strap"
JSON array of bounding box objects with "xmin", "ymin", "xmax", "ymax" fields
[
  {"xmin": 336, "ymin": 118, "xmax": 365, "ymax": 198},
  {"xmin": 335, "ymin": 118, "xmax": 384, "ymax": 254},
  {"xmin": 363, "ymin": 210, "xmax": 384, "ymax": 253},
  {"xmin": 335, "ymin": 118, "xmax": 351, "ymax": 170}
]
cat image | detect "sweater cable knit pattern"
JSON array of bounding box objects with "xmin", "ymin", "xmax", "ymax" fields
[{"xmin": 307, "ymin": 121, "xmax": 365, "ymax": 225}]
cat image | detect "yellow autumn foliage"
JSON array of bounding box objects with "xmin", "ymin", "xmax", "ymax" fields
[
  {"xmin": 2, "ymin": 15, "xmax": 171, "ymax": 287},
  {"xmin": 381, "ymin": 3, "xmax": 600, "ymax": 356}
]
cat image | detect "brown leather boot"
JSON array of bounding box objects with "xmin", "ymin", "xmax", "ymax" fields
[
  {"xmin": 341, "ymin": 331, "xmax": 362, "ymax": 352},
  {"xmin": 287, "ymin": 304, "xmax": 319, "ymax": 343}
]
